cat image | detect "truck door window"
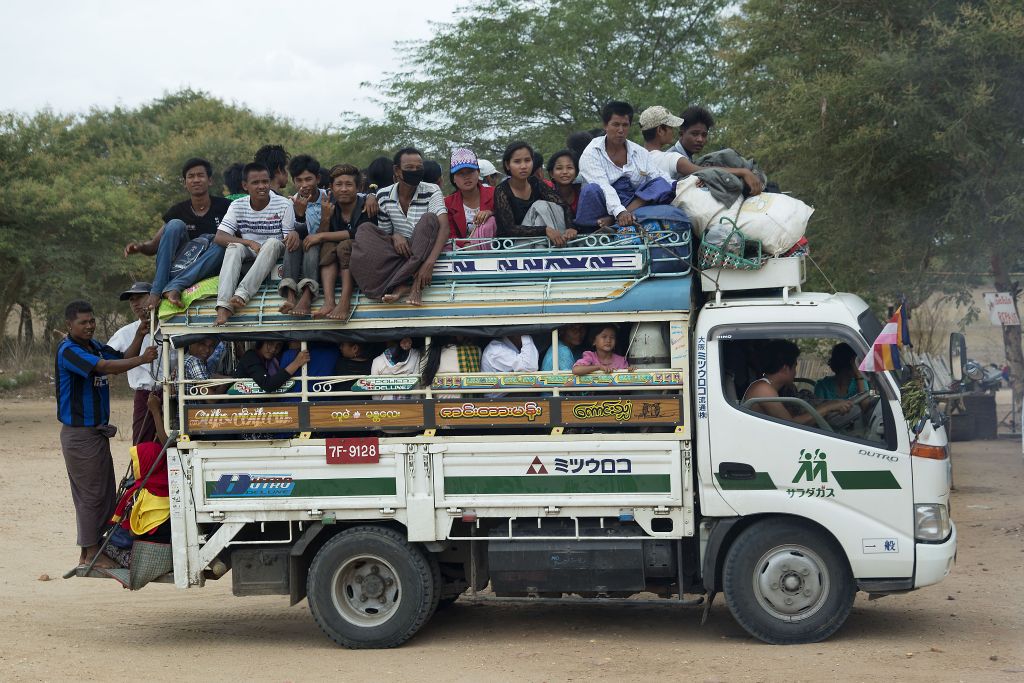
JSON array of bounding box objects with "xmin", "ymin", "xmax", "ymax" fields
[{"xmin": 720, "ymin": 333, "xmax": 896, "ymax": 449}]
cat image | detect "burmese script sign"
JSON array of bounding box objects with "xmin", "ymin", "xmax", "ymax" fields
[
  {"xmin": 187, "ymin": 404, "xmax": 301, "ymax": 434},
  {"xmin": 434, "ymin": 400, "xmax": 552, "ymax": 428},
  {"xmin": 560, "ymin": 397, "xmax": 682, "ymax": 426},
  {"xmin": 308, "ymin": 402, "xmax": 426, "ymax": 430}
]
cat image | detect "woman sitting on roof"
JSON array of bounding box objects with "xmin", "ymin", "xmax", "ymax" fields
[
  {"xmin": 493, "ymin": 141, "xmax": 576, "ymax": 247},
  {"xmin": 545, "ymin": 150, "xmax": 582, "ymax": 219},
  {"xmin": 444, "ymin": 148, "xmax": 496, "ymax": 249}
]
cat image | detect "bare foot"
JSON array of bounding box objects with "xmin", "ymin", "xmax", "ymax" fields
[
  {"xmin": 313, "ymin": 302, "xmax": 335, "ymax": 319},
  {"xmin": 213, "ymin": 306, "xmax": 233, "ymax": 326},
  {"xmin": 229, "ymin": 296, "xmax": 246, "ymax": 310},
  {"xmin": 83, "ymin": 552, "xmax": 119, "ymax": 570},
  {"xmin": 406, "ymin": 289, "xmax": 423, "ymax": 306},
  {"xmin": 381, "ymin": 285, "xmax": 411, "ymax": 304},
  {"xmin": 144, "ymin": 293, "xmax": 161, "ymax": 312},
  {"xmin": 327, "ymin": 301, "xmax": 351, "ymax": 321},
  {"xmin": 279, "ymin": 300, "xmax": 295, "ymax": 314},
  {"xmin": 166, "ymin": 290, "xmax": 183, "ymax": 307},
  {"xmin": 291, "ymin": 292, "xmax": 313, "ymax": 317}
]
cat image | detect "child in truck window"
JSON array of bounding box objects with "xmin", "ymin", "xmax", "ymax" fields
[
  {"xmin": 573, "ymin": 324, "xmax": 631, "ymax": 374},
  {"xmin": 235, "ymin": 340, "xmax": 310, "ymax": 392}
]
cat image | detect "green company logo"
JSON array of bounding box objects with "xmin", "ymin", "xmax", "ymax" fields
[{"xmin": 793, "ymin": 448, "xmax": 828, "ymax": 483}]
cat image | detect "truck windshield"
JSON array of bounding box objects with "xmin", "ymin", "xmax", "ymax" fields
[{"xmin": 857, "ymin": 308, "xmax": 883, "ymax": 345}]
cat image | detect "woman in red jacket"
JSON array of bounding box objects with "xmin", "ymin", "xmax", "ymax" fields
[{"xmin": 443, "ymin": 148, "xmax": 496, "ymax": 250}]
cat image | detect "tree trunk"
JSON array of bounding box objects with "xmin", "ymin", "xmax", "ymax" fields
[
  {"xmin": 990, "ymin": 250, "xmax": 1024, "ymax": 414},
  {"xmin": 17, "ymin": 303, "xmax": 34, "ymax": 346}
]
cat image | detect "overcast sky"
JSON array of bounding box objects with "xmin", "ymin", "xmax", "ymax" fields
[{"xmin": 1, "ymin": 0, "xmax": 465, "ymax": 128}]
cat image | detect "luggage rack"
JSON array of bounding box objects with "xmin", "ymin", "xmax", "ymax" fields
[
  {"xmin": 162, "ymin": 230, "xmax": 692, "ymax": 329},
  {"xmin": 699, "ymin": 255, "xmax": 806, "ymax": 302}
]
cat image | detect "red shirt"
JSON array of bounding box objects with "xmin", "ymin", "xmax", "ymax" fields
[{"xmin": 444, "ymin": 184, "xmax": 496, "ymax": 239}]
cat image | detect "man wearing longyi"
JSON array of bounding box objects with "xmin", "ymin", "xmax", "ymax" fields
[{"xmin": 55, "ymin": 300, "xmax": 157, "ymax": 570}]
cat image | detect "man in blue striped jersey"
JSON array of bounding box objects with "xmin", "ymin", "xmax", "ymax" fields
[{"xmin": 55, "ymin": 300, "xmax": 157, "ymax": 569}]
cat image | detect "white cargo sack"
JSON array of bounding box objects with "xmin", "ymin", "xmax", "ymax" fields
[
  {"xmin": 672, "ymin": 175, "xmax": 729, "ymax": 235},
  {"xmin": 718, "ymin": 193, "xmax": 813, "ymax": 256}
]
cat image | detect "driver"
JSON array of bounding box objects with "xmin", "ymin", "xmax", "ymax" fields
[
  {"xmin": 815, "ymin": 343, "xmax": 872, "ymax": 409},
  {"xmin": 743, "ymin": 340, "xmax": 852, "ymax": 425}
]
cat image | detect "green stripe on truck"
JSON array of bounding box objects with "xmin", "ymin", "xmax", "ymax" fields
[
  {"xmin": 832, "ymin": 470, "xmax": 901, "ymax": 490},
  {"xmin": 714, "ymin": 472, "xmax": 777, "ymax": 490},
  {"xmin": 444, "ymin": 474, "xmax": 672, "ymax": 495},
  {"xmin": 204, "ymin": 478, "xmax": 397, "ymax": 498}
]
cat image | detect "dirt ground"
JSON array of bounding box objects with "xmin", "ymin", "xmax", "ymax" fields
[{"xmin": 1, "ymin": 398, "xmax": 1021, "ymax": 682}]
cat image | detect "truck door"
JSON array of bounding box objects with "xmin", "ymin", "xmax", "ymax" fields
[{"xmin": 696, "ymin": 322, "xmax": 914, "ymax": 579}]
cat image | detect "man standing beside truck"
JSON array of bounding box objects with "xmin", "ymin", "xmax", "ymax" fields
[{"xmin": 55, "ymin": 300, "xmax": 158, "ymax": 570}]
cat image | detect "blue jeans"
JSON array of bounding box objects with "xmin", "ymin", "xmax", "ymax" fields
[{"xmin": 151, "ymin": 220, "xmax": 226, "ymax": 295}]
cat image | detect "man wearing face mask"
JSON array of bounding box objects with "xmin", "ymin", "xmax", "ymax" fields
[{"xmin": 350, "ymin": 147, "xmax": 450, "ymax": 306}]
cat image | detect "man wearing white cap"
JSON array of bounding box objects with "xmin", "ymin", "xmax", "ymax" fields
[
  {"xmin": 477, "ymin": 159, "xmax": 504, "ymax": 187},
  {"xmin": 640, "ymin": 105, "xmax": 763, "ymax": 193}
]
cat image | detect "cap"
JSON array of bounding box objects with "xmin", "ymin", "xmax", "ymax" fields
[
  {"xmin": 639, "ymin": 105, "xmax": 685, "ymax": 131},
  {"xmin": 478, "ymin": 159, "xmax": 499, "ymax": 177},
  {"xmin": 450, "ymin": 148, "xmax": 479, "ymax": 173},
  {"xmin": 120, "ymin": 281, "xmax": 153, "ymax": 301}
]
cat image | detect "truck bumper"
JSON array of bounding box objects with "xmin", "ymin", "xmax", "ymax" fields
[{"xmin": 915, "ymin": 521, "xmax": 957, "ymax": 588}]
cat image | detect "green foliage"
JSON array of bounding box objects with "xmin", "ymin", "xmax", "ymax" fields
[
  {"xmin": 361, "ymin": 0, "xmax": 728, "ymax": 160},
  {"xmin": 0, "ymin": 91, "xmax": 368, "ymax": 339},
  {"xmin": 720, "ymin": 0, "xmax": 1024, "ymax": 305}
]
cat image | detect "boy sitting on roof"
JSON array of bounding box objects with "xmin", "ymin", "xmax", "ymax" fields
[{"xmin": 213, "ymin": 163, "xmax": 305, "ymax": 326}]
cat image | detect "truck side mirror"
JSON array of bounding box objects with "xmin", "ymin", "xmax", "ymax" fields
[{"xmin": 949, "ymin": 332, "xmax": 967, "ymax": 384}]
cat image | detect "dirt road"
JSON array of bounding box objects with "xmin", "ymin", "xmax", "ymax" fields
[{"xmin": 1, "ymin": 398, "xmax": 1021, "ymax": 681}]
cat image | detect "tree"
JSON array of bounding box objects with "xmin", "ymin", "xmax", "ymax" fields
[
  {"xmin": 720, "ymin": 0, "xmax": 1024, "ymax": 404},
  {"xmin": 362, "ymin": 0, "xmax": 728, "ymax": 160},
  {"xmin": 0, "ymin": 91, "xmax": 373, "ymax": 342}
]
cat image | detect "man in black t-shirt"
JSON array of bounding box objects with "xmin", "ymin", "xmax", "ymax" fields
[{"xmin": 125, "ymin": 158, "xmax": 232, "ymax": 310}]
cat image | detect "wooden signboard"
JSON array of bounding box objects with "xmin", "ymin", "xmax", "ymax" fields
[
  {"xmin": 434, "ymin": 399, "xmax": 551, "ymax": 428},
  {"xmin": 560, "ymin": 396, "xmax": 682, "ymax": 427},
  {"xmin": 186, "ymin": 403, "xmax": 301, "ymax": 434},
  {"xmin": 308, "ymin": 402, "xmax": 426, "ymax": 430}
]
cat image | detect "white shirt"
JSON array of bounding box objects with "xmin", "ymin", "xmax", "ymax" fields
[
  {"xmin": 107, "ymin": 320, "xmax": 158, "ymax": 391},
  {"xmin": 218, "ymin": 194, "xmax": 297, "ymax": 245},
  {"xmin": 649, "ymin": 149, "xmax": 685, "ymax": 180},
  {"xmin": 481, "ymin": 336, "xmax": 539, "ymax": 373},
  {"xmin": 579, "ymin": 136, "xmax": 670, "ymax": 217}
]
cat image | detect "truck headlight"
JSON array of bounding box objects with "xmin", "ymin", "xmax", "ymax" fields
[{"xmin": 915, "ymin": 504, "xmax": 951, "ymax": 542}]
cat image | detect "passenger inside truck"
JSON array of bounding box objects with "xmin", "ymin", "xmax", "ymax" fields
[{"xmin": 723, "ymin": 335, "xmax": 892, "ymax": 446}]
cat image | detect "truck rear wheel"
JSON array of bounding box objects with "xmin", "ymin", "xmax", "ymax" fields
[
  {"xmin": 307, "ymin": 526, "xmax": 439, "ymax": 649},
  {"xmin": 722, "ymin": 519, "xmax": 855, "ymax": 644}
]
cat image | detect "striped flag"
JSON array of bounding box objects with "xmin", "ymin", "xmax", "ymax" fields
[{"xmin": 860, "ymin": 305, "xmax": 912, "ymax": 372}]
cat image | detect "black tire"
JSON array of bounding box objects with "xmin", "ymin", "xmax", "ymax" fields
[
  {"xmin": 722, "ymin": 519, "xmax": 855, "ymax": 644},
  {"xmin": 307, "ymin": 526, "xmax": 439, "ymax": 649}
]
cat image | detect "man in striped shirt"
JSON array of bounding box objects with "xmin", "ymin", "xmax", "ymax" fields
[
  {"xmin": 55, "ymin": 300, "xmax": 157, "ymax": 569},
  {"xmin": 213, "ymin": 163, "xmax": 304, "ymax": 325},
  {"xmin": 350, "ymin": 147, "xmax": 450, "ymax": 306}
]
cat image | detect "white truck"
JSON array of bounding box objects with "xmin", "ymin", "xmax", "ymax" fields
[{"xmin": 147, "ymin": 234, "xmax": 954, "ymax": 648}]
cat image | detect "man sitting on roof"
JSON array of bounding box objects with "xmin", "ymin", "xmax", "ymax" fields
[
  {"xmin": 640, "ymin": 105, "xmax": 763, "ymax": 194},
  {"xmin": 576, "ymin": 101, "xmax": 673, "ymax": 229},
  {"xmin": 350, "ymin": 147, "xmax": 450, "ymax": 306},
  {"xmin": 213, "ymin": 163, "xmax": 305, "ymax": 326},
  {"xmin": 124, "ymin": 157, "xmax": 232, "ymax": 311}
]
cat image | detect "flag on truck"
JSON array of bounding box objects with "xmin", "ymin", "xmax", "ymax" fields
[{"xmin": 860, "ymin": 305, "xmax": 911, "ymax": 372}]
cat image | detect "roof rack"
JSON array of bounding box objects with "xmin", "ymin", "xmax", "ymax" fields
[
  {"xmin": 700, "ymin": 255, "xmax": 806, "ymax": 303},
  {"xmin": 161, "ymin": 230, "xmax": 692, "ymax": 330}
]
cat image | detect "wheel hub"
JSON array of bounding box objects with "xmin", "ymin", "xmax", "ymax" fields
[
  {"xmin": 754, "ymin": 546, "xmax": 829, "ymax": 620},
  {"xmin": 331, "ymin": 555, "xmax": 402, "ymax": 626}
]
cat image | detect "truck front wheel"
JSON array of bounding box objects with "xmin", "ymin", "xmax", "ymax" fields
[
  {"xmin": 307, "ymin": 526, "xmax": 439, "ymax": 648},
  {"xmin": 722, "ymin": 519, "xmax": 855, "ymax": 644}
]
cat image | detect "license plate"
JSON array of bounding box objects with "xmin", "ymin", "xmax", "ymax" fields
[{"xmin": 326, "ymin": 437, "xmax": 380, "ymax": 464}]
